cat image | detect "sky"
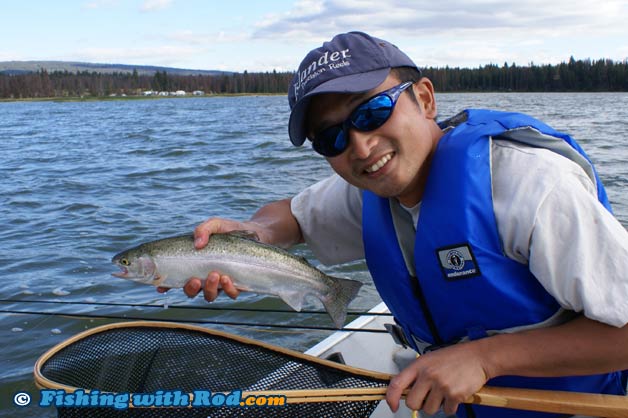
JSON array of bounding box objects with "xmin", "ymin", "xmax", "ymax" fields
[{"xmin": 2, "ymin": 0, "xmax": 627, "ymax": 72}]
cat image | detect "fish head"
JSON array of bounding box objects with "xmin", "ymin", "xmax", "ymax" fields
[{"xmin": 111, "ymin": 249, "xmax": 157, "ymax": 284}]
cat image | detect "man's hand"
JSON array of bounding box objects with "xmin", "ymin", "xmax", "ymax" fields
[
  {"xmin": 386, "ymin": 341, "xmax": 490, "ymax": 415},
  {"xmin": 193, "ymin": 217, "xmax": 262, "ymax": 249},
  {"xmin": 157, "ymin": 271, "xmax": 240, "ymax": 301}
]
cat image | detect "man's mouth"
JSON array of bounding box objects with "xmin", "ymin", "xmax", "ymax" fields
[{"xmin": 364, "ymin": 153, "xmax": 393, "ymax": 174}]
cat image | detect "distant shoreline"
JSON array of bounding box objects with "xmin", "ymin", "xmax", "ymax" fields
[
  {"xmin": 0, "ymin": 92, "xmax": 285, "ymax": 103},
  {"xmin": 3, "ymin": 58, "xmax": 626, "ymax": 100},
  {"xmin": 2, "ymin": 90, "xmax": 625, "ymax": 104}
]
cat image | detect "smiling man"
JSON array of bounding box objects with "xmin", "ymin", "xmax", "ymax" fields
[{"xmin": 180, "ymin": 32, "xmax": 628, "ymax": 417}]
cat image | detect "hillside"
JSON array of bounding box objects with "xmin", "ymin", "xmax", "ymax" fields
[{"xmin": 0, "ymin": 61, "xmax": 229, "ymax": 76}]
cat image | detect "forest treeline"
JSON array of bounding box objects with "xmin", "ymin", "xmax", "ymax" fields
[
  {"xmin": 1, "ymin": 57, "xmax": 627, "ymax": 99},
  {"xmin": 0, "ymin": 69, "xmax": 294, "ymax": 99}
]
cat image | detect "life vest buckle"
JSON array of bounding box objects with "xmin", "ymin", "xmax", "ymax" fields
[
  {"xmin": 384, "ymin": 323, "xmax": 411, "ymax": 349},
  {"xmin": 386, "ymin": 323, "xmax": 462, "ymax": 355}
]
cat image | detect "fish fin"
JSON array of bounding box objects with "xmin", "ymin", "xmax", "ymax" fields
[
  {"xmin": 320, "ymin": 277, "xmax": 363, "ymax": 329},
  {"xmin": 226, "ymin": 230, "xmax": 260, "ymax": 241},
  {"xmin": 278, "ymin": 290, "xmax": 305, "ymax": 312},
  {"xmin": 151, "ymin": 274, "xmax": 169, "ymax": 288},
  {"xmin": 233, "ymin": 284, "xmax": 253, "ymax": 292}
]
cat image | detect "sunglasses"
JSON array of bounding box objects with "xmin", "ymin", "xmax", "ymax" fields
[{"xmin": 311, "ymin": 81, "xmax": 414, "ymax": 157}]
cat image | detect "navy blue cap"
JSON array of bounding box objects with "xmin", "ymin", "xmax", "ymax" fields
[{"xmin": 288, "ymin": 31, "xmax": 420, "ymax": 146}]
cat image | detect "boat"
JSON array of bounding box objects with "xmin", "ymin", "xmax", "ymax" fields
[
  {"xmin": 306, "ymin": 301, "xmax": 417, "ymax": 417},
  {"xmin": 305, "ymin": 302, "xmax": 628, "ymax": 418}
]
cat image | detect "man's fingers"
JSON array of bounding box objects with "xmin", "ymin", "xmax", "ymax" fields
[
  {"xmin": 183, "ymin": 278, "xmax": 203, "ymax": 298},
  {"xmin": 203, "ymin": 271, "xmax": 221, "ymax": 302},
  {"xmin": 194, "ymin": 218, "xmax": 246, "ymax": 249},
  {"xmin": 173, "ymin": 273, "xmax": 240, "ymax": 302},
  {"xmin": 193, "ymin": 223, "xmax": 212, "ymax": 249},
  {"xmin": 386, "ymin": 366, "xmax": 418, "ymax": 412},
  {"xmin": 220, "ymin": 275, "xmax": 240, "ymax": 299},
  {"xmin": 403, "ymin": 378, "xmax": 432, "ymax": 413},
  {"xmin": 420, "ymin": 388, "xmax": 445, "ymax": 416},
  {"xmin": 194, "ymin": 218, "xmax": 224, "ymax": 249},
  {"xmin": 443, "ymin": 397, "xmax": 463, "ymax": 416}
]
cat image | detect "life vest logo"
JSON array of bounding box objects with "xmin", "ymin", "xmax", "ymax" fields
[
  {"xmin": 446, "ymin": 250, "xmax": 465, "ymax": 270},
  {"xmin": 436, "ymin": 244, "xmax": 481, "ymax": 280}
]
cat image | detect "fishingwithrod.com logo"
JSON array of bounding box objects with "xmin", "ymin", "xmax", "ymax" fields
[{"xmin": 14, "ymin": 389, "xmax": 286, "ymax": 409}]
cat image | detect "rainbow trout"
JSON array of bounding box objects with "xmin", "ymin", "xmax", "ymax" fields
[{"xmin": 112, "ymin": 232, "xmax": 362, "ymax": 328}]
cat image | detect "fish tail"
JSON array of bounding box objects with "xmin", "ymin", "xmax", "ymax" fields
[{"xmin": 321, "ymin": 276, "xmax": 362, "ymax": 329}]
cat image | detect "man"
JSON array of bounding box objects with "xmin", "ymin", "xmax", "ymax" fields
[{"xmin": 169, "ymin": 32, "xmax": 628, "ymax": 417}]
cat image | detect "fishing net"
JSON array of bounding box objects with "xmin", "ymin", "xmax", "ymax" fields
[{"xmin": 35, "ymin": 321, "xmax": 390, "ymax": 418}]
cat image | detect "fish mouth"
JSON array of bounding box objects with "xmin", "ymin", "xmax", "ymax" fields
[{"xmin": 112, "ymin": 267, "xmax": 128, "ymax": 278}]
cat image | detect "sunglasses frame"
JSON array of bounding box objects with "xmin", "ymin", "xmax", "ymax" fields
[{"xmin": 311, "ymin": 81, "xmax": 414, "ymax": 157}]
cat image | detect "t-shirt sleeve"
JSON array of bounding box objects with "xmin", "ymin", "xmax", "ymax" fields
[
  {"xmin": 492, "ymin": 141, "xmax": 628, "ymax": 327},
  {"xmin": 529, "ymin": 173, "xmax": 628, "ymax": 327},
  {"xmin": 290, "ymin": 174, "xmax": 365, "ymax": 265}
]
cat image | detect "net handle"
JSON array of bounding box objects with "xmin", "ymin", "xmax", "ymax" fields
[
  {"xmin": 249, "ymin": 386, "xmax": 628, "ymax": 417},
  {"xmin": 34, "ymin": 321, "xmax": 628, "ymax": 417}
]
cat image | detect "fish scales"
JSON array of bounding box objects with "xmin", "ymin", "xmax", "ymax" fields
[{"xmin": 112, "ymin": 232, "xmax": 362, "ymax": 328}]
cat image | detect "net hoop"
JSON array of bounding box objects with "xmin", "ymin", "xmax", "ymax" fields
[{"xmin": 34, "ymin": 320, "xmax": 392, "ymax": 395}]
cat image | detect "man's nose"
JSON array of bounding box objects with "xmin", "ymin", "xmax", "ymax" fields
[{"xmin": 347, "ymin": 128, "xmax": 376, "ymax": 159}]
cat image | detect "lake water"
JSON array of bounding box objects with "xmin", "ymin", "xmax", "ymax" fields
[{"xmin": 1, "ymin": 92, "xmax": 628, "ymax": 417}]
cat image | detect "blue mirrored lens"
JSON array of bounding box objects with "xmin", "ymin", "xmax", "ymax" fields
[
  {"xmin": 313, "ymin": 124, "xmax": 347, "ymax": 157},
  {"xmin": 334, "ymin": 129, "xmax": 347, "ymax": 150},
  {"xmin": 351, "ymin": 95, "xmax": 393, "ymax": 131}
]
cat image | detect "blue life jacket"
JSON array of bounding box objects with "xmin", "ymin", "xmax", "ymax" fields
[{"xmin": 362, "ymin": 109, "xmax": 625, "ymax": 418}]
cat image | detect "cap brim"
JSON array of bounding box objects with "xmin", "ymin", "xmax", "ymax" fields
[{"xmin": 288, "ymin": 68, "xmax": 391, "ymax": 146}]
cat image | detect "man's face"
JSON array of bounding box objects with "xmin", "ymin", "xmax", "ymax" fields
[{"xmin": 305, "ymin": 74, "xmax": 442, "ymax": 207}]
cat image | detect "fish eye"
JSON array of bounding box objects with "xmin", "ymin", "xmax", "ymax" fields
[{"xmin": 120, "ymin": 258, "xmax": 130, "ymax": 266}]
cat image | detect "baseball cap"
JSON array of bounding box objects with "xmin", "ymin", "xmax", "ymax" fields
[{"xmin": 288, "ymin": 31, "xmax": 420, "ymax": 146}]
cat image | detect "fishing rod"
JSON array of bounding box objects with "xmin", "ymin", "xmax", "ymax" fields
[
  {"xmin": 0, "ymin": 308, "xmax": 390, "ymax": 333},
  {"xmin": 0, "ymin": 298, "xmax": 392, "ymax": 316}
]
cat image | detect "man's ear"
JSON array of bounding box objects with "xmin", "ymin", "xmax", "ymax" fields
[{"xmin": 415, "ymin": 78, "xmax": 437, "ymax": 119}]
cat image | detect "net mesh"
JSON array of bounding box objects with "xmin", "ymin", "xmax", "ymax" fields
[{"xmin": 37, "ymin": 323, "xmax": 389, "ymax": 417}]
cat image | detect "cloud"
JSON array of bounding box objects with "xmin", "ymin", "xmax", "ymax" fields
[
  {"xmin": 69, "ymin": 45, "xmax": 204, "ymax": 66},
  {"xmin": 255, "ymin": 0, "xmax": 627, "ymax": 38},
  {"xmin": 165, "ymin": 30, "xmax": 249, "ymax": 45},
  {"xmin": 249, "ymin": 0, "xmax": 628, "ymax": 67},
  {"xmin": 140, "ymin": 0, "xmax": 173, "ymax": 12},
  {"xmin": 83, "ymin": 0, "xmax": 119, "ymax": 9}
]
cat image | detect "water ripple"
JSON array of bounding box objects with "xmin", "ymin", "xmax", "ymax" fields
[{"xmin": 1, "ymin": 93, "xmax": 627, "ymax": 418}]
